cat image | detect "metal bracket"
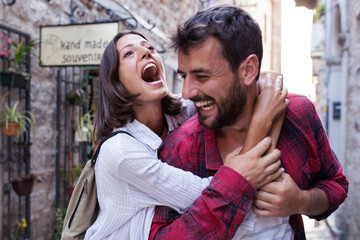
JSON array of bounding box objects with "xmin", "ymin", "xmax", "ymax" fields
[{"xmin": 1, "ymin": 0, "xmax": 16, "ymax": 6}]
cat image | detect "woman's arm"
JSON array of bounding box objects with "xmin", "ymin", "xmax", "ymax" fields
[
  {"xmin": 99, "ymin": 135, "xmax": 211, "ymax": 213},
  {"xmin": 241, "ymin": 72, "xmax": 289, "ymax": 153}
]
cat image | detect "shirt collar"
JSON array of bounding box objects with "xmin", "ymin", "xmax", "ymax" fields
[{"xmin": 115, "ymin": 119, "xmax": 162, "ymax": 151}]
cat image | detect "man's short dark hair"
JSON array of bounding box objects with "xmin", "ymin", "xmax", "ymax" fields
[{"xmin": 171, "ymin": 5, "xmax": 263, "ymax": 77}]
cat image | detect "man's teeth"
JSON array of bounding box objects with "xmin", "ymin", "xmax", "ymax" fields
[
  {"xmin": 201, "ymin": 105, "xmax": 214, "ymax": 110},
  {"xmin": 143, "ymin": 63, "xmax": 157, "ymax": 73},
  {"xmin": 195, "ymin": 101, "xmax": 214, "ymax": 110}
]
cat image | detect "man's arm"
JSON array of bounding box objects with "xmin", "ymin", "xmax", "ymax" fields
[
  {"xmin": 150, "ymin": 138, "xmax": 282, "ymax": 239},
  {"xmin": 253, "ymin": 96, "xmax": 348, "ymax": 219},
  {"xmin": 253, "ymin": 172, "xmax": 329, "ymax": 217}
]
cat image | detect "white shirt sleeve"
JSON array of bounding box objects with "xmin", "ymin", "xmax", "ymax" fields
[
  {"xmin": 98, "ymin": 133, "xmax": 211, "ymax": 213},
  {"xmin": 181, "ymin": 98, "xmax": 197, "ymax": 118}
]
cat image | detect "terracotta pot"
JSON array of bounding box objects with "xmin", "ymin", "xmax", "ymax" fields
[
  {"xmin": 11, "ymin": 177, "xmax": 34, "ymax": 196},
  {"xmin": 67, "ymin": 186, "xmax": 74, "ymax": 198},
  {"xmin": 2, "ymin": 122, "xmax": 20, "ymax": 136}
]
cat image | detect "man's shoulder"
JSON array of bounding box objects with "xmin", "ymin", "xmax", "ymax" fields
[
  {"xmin": 286, "ymin": 93, "xmax": 315, "ymax": 117},
  {"xmin": 287, "ymin": 93, "xmax": 313, "ymax": 106},
  {"xmin": 162, "ymin": 115, "xmax": 203, "ymax": 148},
  {"xmin": 169, "ymin": 114, "xmax": 203, "ymax": 136},
  {"xmin": 283, "ymin": 93, "xmax": 319, "ymax": 134}
]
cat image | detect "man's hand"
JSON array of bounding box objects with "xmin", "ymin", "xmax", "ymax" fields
[
  {"xmin": 253, "ymin": 172, "xmax": 330, "ymax": 217},
  {"xmin": 224, "ymin": 137, "xmax": 284, "ymax": 189},
  {"xmin": 252, "ymin": 172, "xmax": 302, "ymax": 217}
]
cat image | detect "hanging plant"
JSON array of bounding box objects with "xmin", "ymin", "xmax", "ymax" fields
[
  {"xmin": 11, "ymin": 173, "xmax": 38, "ymax": 196},
  {"xmin": 66, "ymin": 86, "xmax": 89, "ymax": 106}
]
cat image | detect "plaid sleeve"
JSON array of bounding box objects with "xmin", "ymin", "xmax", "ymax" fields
[
  {"xmin": 150, "ymin": 166, "xmax": 256, "ymax": 240},
  {"xmin": 307, "ymin": 99, "xmax": 348, "ymax": 220}
]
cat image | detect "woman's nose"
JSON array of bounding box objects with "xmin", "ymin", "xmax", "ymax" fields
[{"xmin": 141, "ymin": 47, "xmax": 151, "ymax": 60}]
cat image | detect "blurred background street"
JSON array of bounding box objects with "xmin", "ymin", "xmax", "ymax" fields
[{"xmin": 1, "ymin": 0, "xmax": 359, "ymax": 239}]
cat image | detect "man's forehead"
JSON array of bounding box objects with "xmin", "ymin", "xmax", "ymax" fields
[{"xmin": 177, "ymin": 38, "xmax": 224, "ymax": 71}]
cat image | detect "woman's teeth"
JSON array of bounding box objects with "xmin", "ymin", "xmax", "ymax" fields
[
  {"xmin": 142, "ymin": 63, "xmax": 158, "ymax": 82},
  {"xmin": 143, "ymin": 63, "xmax": 157, "ymax": 73}
]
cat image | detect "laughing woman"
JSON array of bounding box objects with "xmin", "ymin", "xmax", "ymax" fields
[{"xmin": 84, "ymin": 30, "xmax": 287, "ymax": 239}]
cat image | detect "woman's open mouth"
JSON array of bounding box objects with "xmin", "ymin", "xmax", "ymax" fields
[{"xmin": 142, "ymin": 62, "xmax": 161, "ymax": 83}]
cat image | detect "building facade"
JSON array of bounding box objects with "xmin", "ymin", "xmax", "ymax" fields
[
  {"xmin": 309, "ymin": 0, "xmax": 360, "ymax": 239},
  {"xmin": 1, "ymin": 0, "xmax": 339, "ymax": 239}
]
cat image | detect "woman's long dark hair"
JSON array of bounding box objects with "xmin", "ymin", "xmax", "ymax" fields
[{"xmin": 95, "ymin": 30, "xmax": 183, "ymax": 141}]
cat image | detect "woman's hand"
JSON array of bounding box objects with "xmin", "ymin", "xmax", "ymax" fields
[
  {"xmin": 241, "ymin": 71, "xmax": 289, "ymax": 153},
  {"xmin": 256, "ymin": 71, "xmax": 289, "ymax": 122}
]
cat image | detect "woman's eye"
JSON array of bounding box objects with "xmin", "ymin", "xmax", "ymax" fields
[
  {"xmin": 148, "ymin": 46, "xmax": 155, "ymax": 51},
  {"xmin": 124, "ymin": 51, "xmax": 132, "ymax": 57}
]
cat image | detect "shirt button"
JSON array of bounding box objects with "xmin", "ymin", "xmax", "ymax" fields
[
  {"xmin": 243, "ymin": 196, "xmax": 248, "ymax": 201},
  {"xmin": 233, "ymin": 225, "xmax": 239, "ymax": 229}
]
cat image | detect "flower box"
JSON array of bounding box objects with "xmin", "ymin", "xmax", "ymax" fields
[{"xmin": 0, "ymin": 71, "xmax": 30, "ymax": 89}]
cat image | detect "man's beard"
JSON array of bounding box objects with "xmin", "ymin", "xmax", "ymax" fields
[{"xmin": 196, "ymin": 75, "xmax": 247, "ymax": 130}]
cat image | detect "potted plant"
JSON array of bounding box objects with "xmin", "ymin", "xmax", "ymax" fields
[
  {"xmin": 63, "ymin": 164, "xmax": 83, "ymax": 198},
  {"xmin": 53, "ymin": 208, "xmax": 66, "ymax": 240},
  {"xmin": 0, "ymin": 93, "xmax": 35, "ymax": 142},
  {"xmin": 11, "ymin": 217, "xmax": 27, "ymax": 239},
  {"xmin": 314, "ymin": 3, "xmax": 325, "ymax": 22},
  {"xmin": 75, "ymin": 110, "xmax": 94, "ymax": 145},
  {"xmin": 0, "ymin": 35, "xmax": 41, "ymax": 89}
]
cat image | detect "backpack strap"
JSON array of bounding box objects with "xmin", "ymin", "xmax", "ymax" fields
[{"xmin": 91, "ymin": 130, "xmax": 134, "ymax": 167}]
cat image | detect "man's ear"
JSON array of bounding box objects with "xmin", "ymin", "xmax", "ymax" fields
[{"xmin": 237, "ymin": 54, "xmax": 259, "ymax": 86}]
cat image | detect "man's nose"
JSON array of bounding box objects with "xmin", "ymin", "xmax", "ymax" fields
[{"xmin": 182, "ymin": 76, "xmax": 198, "ymax": 99}]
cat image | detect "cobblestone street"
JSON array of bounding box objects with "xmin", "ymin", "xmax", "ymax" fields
[{"xmin": 304, "ymin": 215, "xmax": 338, "ymax": 240}]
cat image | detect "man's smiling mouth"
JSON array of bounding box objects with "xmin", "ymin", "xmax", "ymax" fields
[{"xmin": 195, "ymin": 101, "xmax": 215, "ymax": 111}]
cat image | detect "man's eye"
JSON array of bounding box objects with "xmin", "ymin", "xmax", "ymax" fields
[
  {"xmin": 197, "ymin": 75, "xmax": 208, "ymax": 80},
  {"xmin": 178, "ymin": 74, "xmax": 185, "ymax": 80},
  {"xmin": 148, "ymin": 46, "xmax": 155, "ymax": 51}
]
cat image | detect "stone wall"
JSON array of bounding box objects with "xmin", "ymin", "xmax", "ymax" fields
[
  {"xmin": 0, "ymin": 0, "xmax": 200, "ymax": 239},
  {"xmin": 342, "ymin": 0, "xmax": 360, "ymax": 238}
]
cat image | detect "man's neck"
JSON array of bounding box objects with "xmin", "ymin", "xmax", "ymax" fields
[
  {"xmin": 216, "ymin": 115, "xmax": 251, "ymax": 161},
  {"xmin": 216, "ymin": 94, "xmax": 257, "ymax": 161}
]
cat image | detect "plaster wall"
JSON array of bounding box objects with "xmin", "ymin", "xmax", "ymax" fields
[
  {"xmin": 342, "ymin": 0, "xmax": 360, "ymax": 237},
  {"xmin": 312, "ymin": 0, "xmax": 360, "ymax": 238}
]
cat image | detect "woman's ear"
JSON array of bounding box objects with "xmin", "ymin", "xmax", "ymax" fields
[{"xmin": 237, "ymin": 54, "xmax": 259, "ymax": 86}]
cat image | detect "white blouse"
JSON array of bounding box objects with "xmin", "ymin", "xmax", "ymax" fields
[{"xmin": 85, "ymin": 99, "xmax": 211, "ymax": 239}]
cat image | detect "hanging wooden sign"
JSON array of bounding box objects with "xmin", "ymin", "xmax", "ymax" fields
[{"xmin": 40, "ymin": 22, "xmax": 119, "ymax": 66}]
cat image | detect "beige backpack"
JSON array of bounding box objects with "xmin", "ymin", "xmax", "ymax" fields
[{"xmin": 61, "ymin": 130, "xmax": 132, "ymax": 240}]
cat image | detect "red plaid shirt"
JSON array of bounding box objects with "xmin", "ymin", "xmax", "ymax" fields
[{"xmin": 150, "ymin": 94, "xmax": 348, "ymax": 240}]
